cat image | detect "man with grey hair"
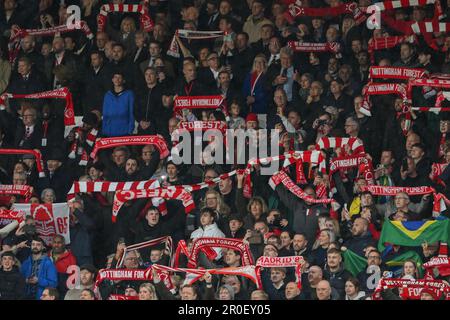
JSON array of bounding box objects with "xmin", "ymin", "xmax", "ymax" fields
[
  {"xmin": 344, "ymin": 116, "xmax": 360, "ymax": 138},
  {"xmin": 267, "ymin": 46, "xmax": 298, "ymax": 102}
]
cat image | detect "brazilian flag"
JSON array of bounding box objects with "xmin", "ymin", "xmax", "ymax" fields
[
  {"xmin": 378, "ymin": 219, "xmax": 450, "ymax": 251},
  {"xmin": 385, "ymin": 250, "xmax": 424, "ymax": 278},
  {"xmin": 343, "ymin": 248, "xmax": 424, "ymax": 277}
]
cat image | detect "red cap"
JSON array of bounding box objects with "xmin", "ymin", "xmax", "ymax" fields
[{"xmin": 246, "ymin": 113, "xmax": 258, "ymax": 123}]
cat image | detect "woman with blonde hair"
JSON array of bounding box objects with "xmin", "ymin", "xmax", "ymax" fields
[
  {"xmin": 242, "ymin": 54, "xmax": 269, "ymax": 127},
  {"xmin": 310, "ymin": 229, "xmax": 336, "ymax": 267},
  {"xmin": 139, "ymin": 282, "xmax": 158, "ymax": 300},
  {"xmin": 117, "ymin": 17, "xmax": 137, "ymax": 52},
  {"xmin": 202, "ymin": 189, "xmax": 231, "ymax": 231}
]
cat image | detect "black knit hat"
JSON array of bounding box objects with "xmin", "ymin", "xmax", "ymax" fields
[{"xmin": 1, "ymin": 251, "xmax": 15, "ymax": 259}]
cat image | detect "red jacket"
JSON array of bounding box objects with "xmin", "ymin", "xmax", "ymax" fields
[{"xmin": 49, "ymin": 250, "xmax": 77, "ymax": 273}]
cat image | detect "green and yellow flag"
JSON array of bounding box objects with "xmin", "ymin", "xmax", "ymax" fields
[{"xmin": 378, "ymin": 219, "xmax": 450, "ymax": 252}]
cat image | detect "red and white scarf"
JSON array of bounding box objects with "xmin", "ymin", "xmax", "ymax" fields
[
  {"xmin": 373, "ymin": 0, "xmax": 437, "ymax": 11},
  {"xmin": 117, "ymin": 236, "xmax": 173, "ymax": 268},
  {"xmin": 94, "ymin": 268, "xmax": 153, "ymax": 289},
  {"xmin": 0, "ymin": 185, "xmax": 33, "ymax": 200},
  {"xmin": 329, "ymin": 154, "xmax": 370, "ymax": 175},
  {"xmin": 255, "ymin": 256, "xmax": 305, "ymax": 289},
  {"xmin": 285, "ymin": 2, "xmax": 365, "ymax": 25},
  {"xmin": 8, "ymin": 22, "xmax": 94, "ymax": 63},
  {"xmin": 167, "ymin": 30, "xmax": 224, "ymax": 58},
  {"xmin": 152, "ymin": 264, "xmax": 261, "ymax": 290},
  {"xmin": 172, "ymin": 121, "xmax": 227, "ymax": 144},
  {"xmin": 0, "ymin": 148, "xmax": 45, "ymax": 177},
  {"xmin": 360, "ymin": 185, "xmax": 435, "ymax": 196},
  {"xmin": 173, "ymin": 237, "xmax": 254, "ymax": 268},
  {"xmin": 368, "ymin": 35, "xmax": 417, "ymax": 63},
  {"xmin": 0, "ymin": 88, "xmax": 75, "ymax": 126},
  {"xmin": 269, "ymin": 170, "xmax": 334, "ymax": 205},
  {"xmin": 173, "ymin": 95, "xmax": 229, "ymax": 121},
  {"xmin": 361, "ymin": 82, "xmax": 408, "ymax": 116},
  {"xmin": 315, "ymin": 137, "xmax": 365, "ymax": 155},
  {"xmin": 359, "ymin": 185, "xmax": 449, "ymax": 215},
  {"xmin": 68, "ymin": 127, "xmax": 98, "ymax": 166},
  {"xmin": 287, "ymin": 41, "xmax": 341, "ymax": 53},
  {"xmin": 97, "ymin": 4, "xmax": 154, "ymax": 33},
  {"xmin": 112, "ymin": 188, "xmax": 195, "ymax": 222},
  {"xmin": 407, "ymin": 78, "xmax": 450, "ymax": 98},
  {"xmin": 369, "ymin": 66, "xmax": 426, "ymax": 80},
  {"xmin": 67, "ymin": 179, "xmax": 159, "ymax": 200},
  {"xmin": 423, "ymin": 243, "xmax": 450, "ymax": 277},
  {"xmin": 90, "ymin": 135, "xmax": 169, "ymax": 160},
  {"xmin": 431, "ymin": 163, "xmax": 447, "ymax": 186},
  {"xmin": 373, "ymin": 278, "xmax": 450, "ymax": 300},
  {"xmin": 0, "ymin": 208, "xmax": 26, "ymax": 223}
]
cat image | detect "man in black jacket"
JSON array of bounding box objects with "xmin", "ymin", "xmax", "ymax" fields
[
  {"xmin": 83, "ymin": 51, "xmax": 112, "ymax": 114},
  {"xmin": 323, "ymin": 249, "xmax": 352, "ymax": 299},
  {"xmin": 7, "ymin": 57, "xmax": 45, "ymax": 112},
  {"xmin": 135, "ymin": 67, "xmax": 166, "ymax": 136},
  {"xmin": 38, "ymin": 148, "xmax": 72, "ymax": 202},
  {"xmin": 229, "ymin": 32, "xmax": 254, "ymax": 89},
  {"xmin": 0, "ymin": 251, "xmax": 25, "ymax": 300},
  {"xmin": 13, "ymin": 105, "xmax": 43, "ymax": 150}
]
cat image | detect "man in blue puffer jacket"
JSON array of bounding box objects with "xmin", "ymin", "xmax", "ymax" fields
[
  {"xmin": 21, "ymin": 236, "xmax": 58, "ymax": 300},
  {"xmin": 102, "ymin": 72, "xmax": 135, "ymax": 137}
]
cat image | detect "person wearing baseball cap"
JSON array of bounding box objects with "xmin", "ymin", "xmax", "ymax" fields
[{"xmin": 64, "ymin": 264, "xmax": 97, "ymax": 300}]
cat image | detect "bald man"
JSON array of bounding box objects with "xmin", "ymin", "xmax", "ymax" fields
[
  {"xmin": 316, "ymin": 280, "xmax": 333, "ymax": 300},
  {"xmin": 304, "ymin": 265, "xmax": 323, "ymax": 300},
  {"xmin": 343, "ymin": 218, "xmax": 376, "ymax": 256}
]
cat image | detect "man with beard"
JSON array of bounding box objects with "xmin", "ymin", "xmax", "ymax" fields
[
  {"xmin": 20, "ymin": 237, "xmax": 57, "ymax": 300},
  {"xmin": 292, "ymin": 233, "xmax": 310, "ymax": 257},
  {"xmin": 121, "ymin": 157, "xmax": 141, "ymax": 181},
  {"xmin": 48, "ymin": 235, "xmax": 77, "ymax": 297},
  {"xmin": 64, "ymin": 264, "xmax": 97, "ymax": 300},
  {"xmin": 0, "ymin": 251, "xmax": 25, "ymax": 300}
]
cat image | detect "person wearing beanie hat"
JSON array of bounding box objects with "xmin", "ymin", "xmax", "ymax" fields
[
  {"xmin": 217, "ymin": 284, "xmax": 235, "ymax": 300},
  {"xmin": 246, "ymin": 113, "xmax": 259, "ymax": 130},
  {"xmin": 420, "ymin": 287, "xmax": 439, "ymax": 300},
  {"xmin": 0, "ymin": 250, "xmax": 25, "ymax": 300}
]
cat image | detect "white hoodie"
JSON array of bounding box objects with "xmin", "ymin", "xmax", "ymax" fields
[{"xmin": 190, "ymin": 223, "xmax": 226, "ymax": 260}]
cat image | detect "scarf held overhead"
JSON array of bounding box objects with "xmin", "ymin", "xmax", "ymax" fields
[
  {"xmin": 97, "ymin": 4, "xmax": 154, "ymax": 32},
  {"xmin": 0, "ymin": 88, "xmax": 75, "ymax": 126},
  {"xmin": 90, "ymin": 135, "xmax": 169, "ymax": 160}
]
